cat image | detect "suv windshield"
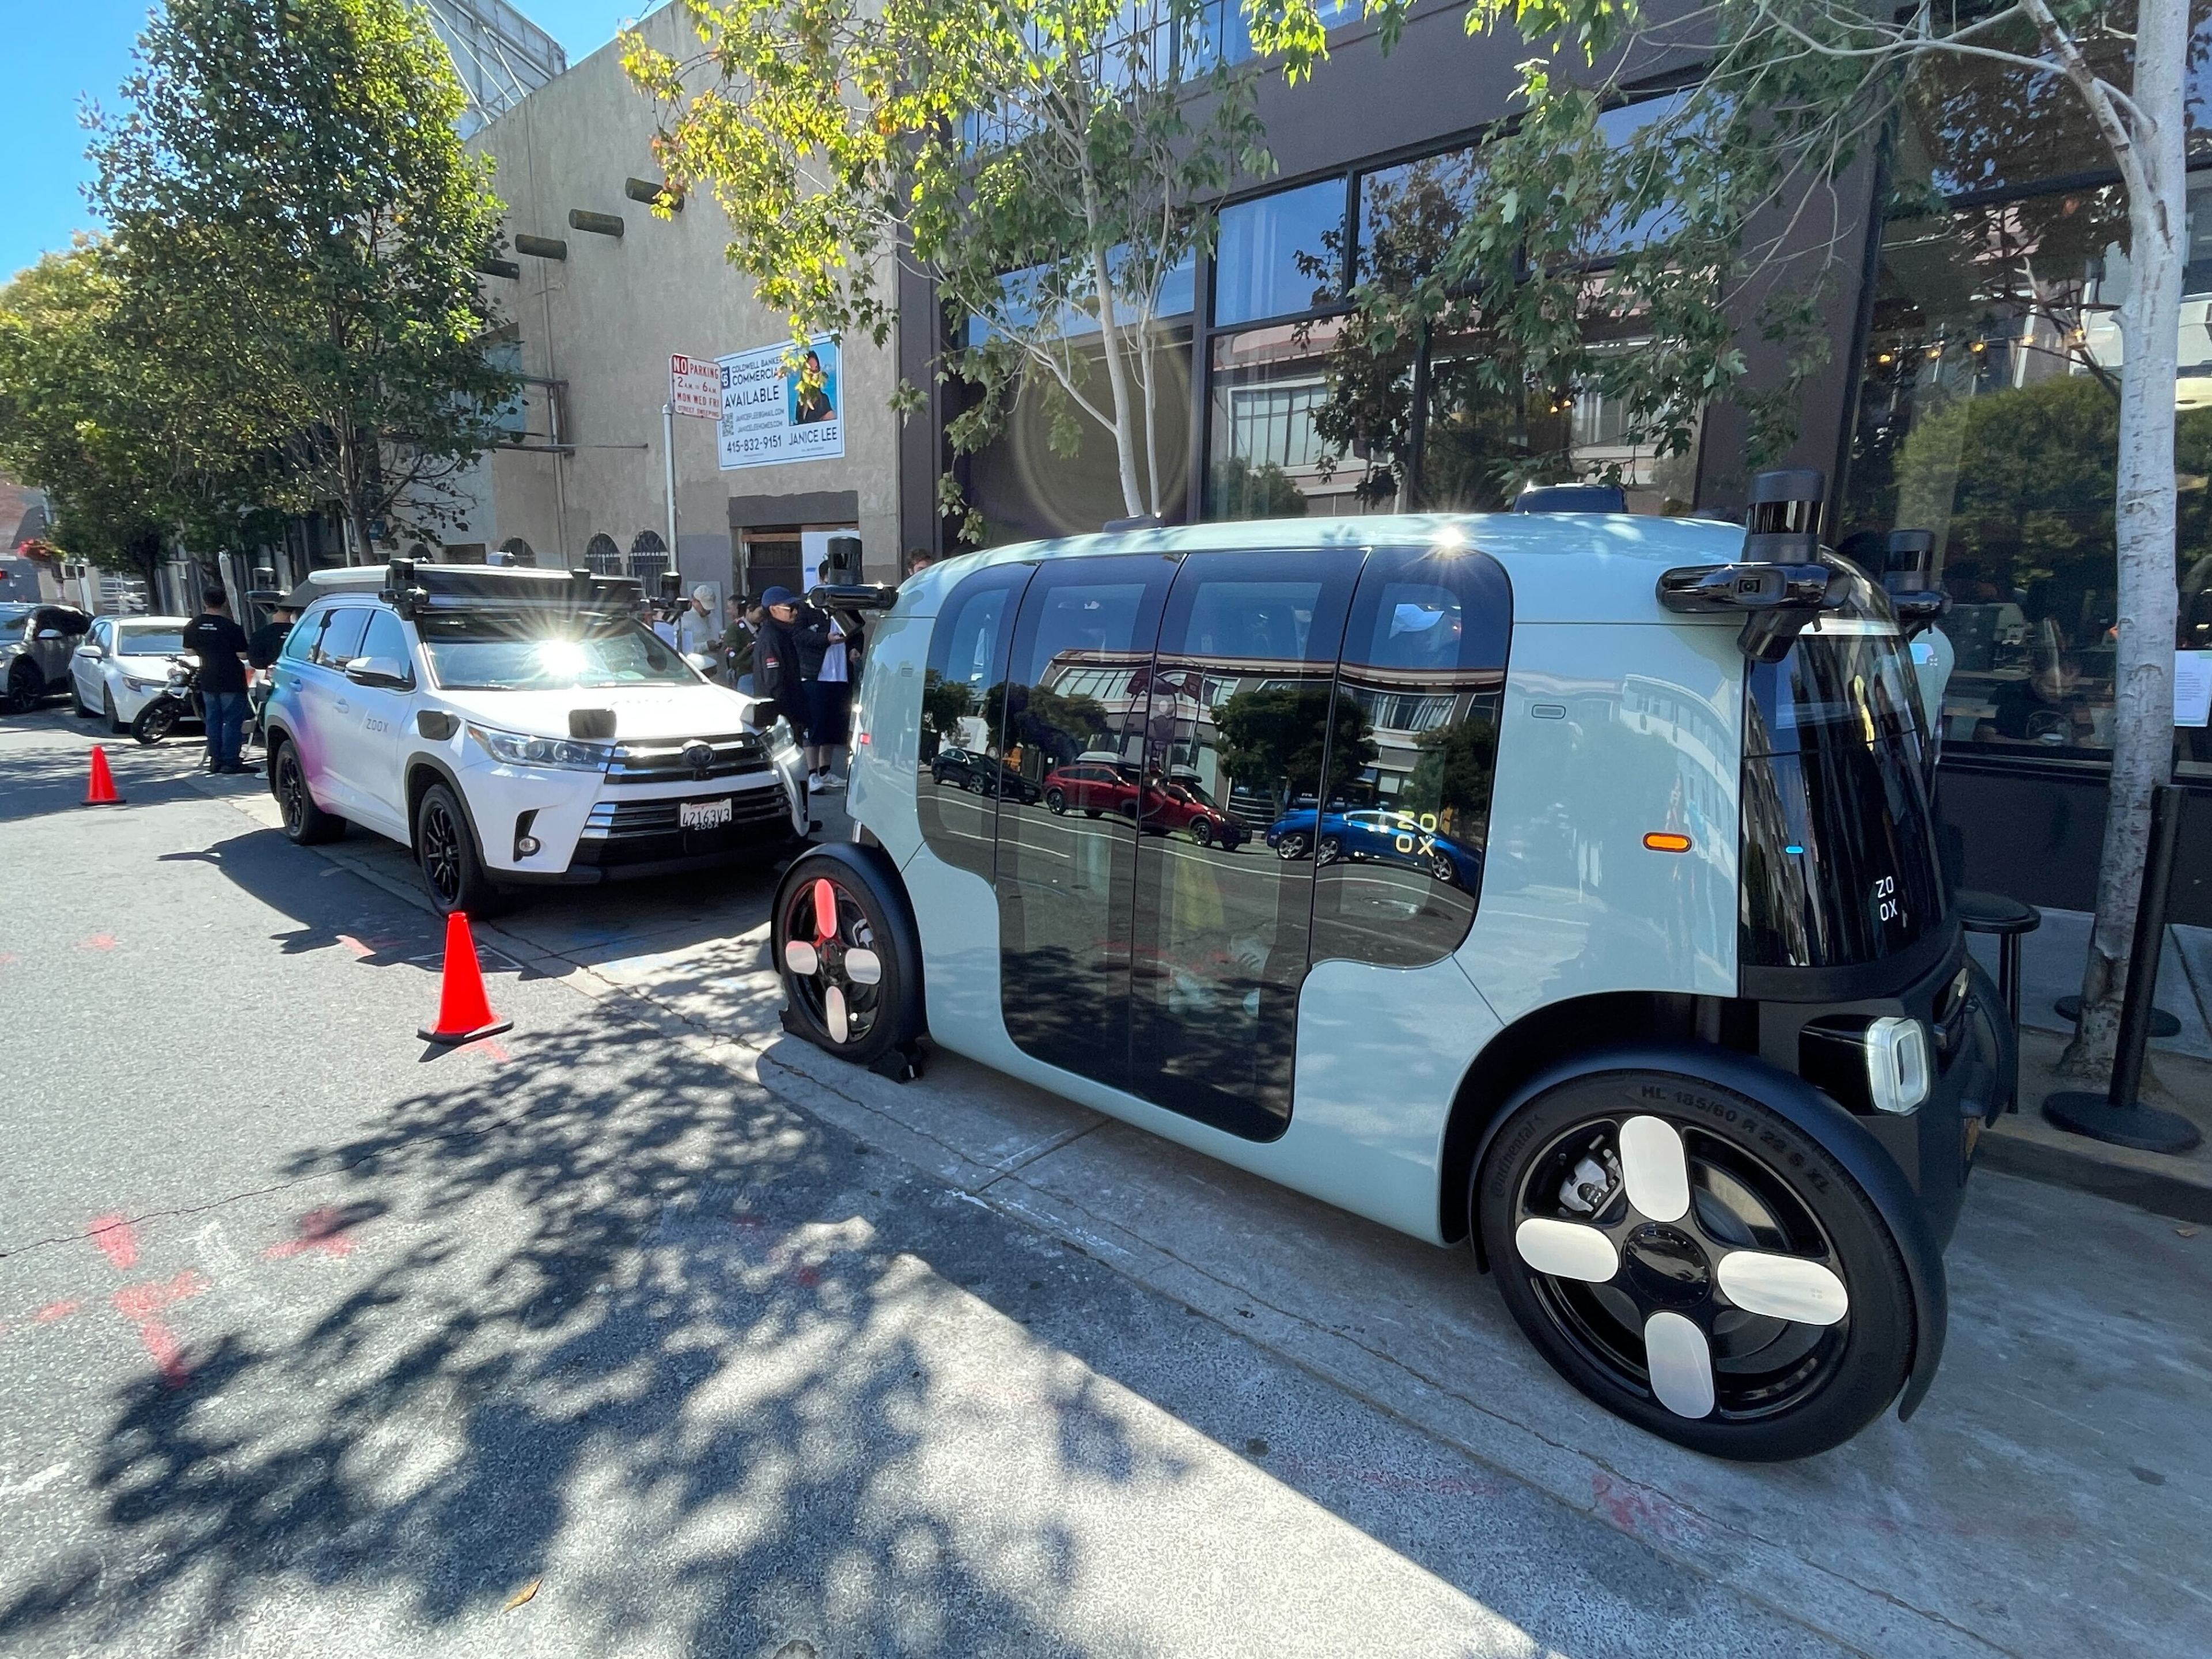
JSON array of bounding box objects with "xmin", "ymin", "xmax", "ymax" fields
[
  {"xmin": 117, "ymin": 626, "xmax": 187, "ymax": 655},
  {"xmin": 1741, "ymin": 600, "xmax": 1946, "ymax": 973},
  {"xmin": 416, "ymin": 612, "xmax": 698, "ymax": 691}
]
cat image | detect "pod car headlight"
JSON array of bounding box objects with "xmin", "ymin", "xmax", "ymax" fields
[
  {"xmin": 466, "ymin": 722, "xmax": 612, "ymax": 772},
  {"xmin": 1863, "ymin": 1016, "xmax": 1931, "ymax": 1115}
]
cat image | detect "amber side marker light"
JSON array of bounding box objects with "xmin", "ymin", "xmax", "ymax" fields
[{"xmin": 1643, "ymin": 832, "xmax": 1694, "ymax": 853}]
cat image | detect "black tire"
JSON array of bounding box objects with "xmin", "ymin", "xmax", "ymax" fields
[
  {"xmin": 1275, "ymin": 831, "xmax": 1310, "ymax": 861},
  {"xmin": 2, "ymin": 664, "xmax": 35, "ymax": 715},
  {"xmin": 1190, "ymin": 820, "xmax": 1213, "ymax": 849},
  {"xmin": 414, "ymin": 782, "xmax": 503, "ymax": 916},
  {"xmin": 271, "ymin": 738, "xmax": 346, "ymax": 845},
  {"xmin": 1044, "ymin": 787, "xmax": 1067, "ymax": 813},
  {"xmin": 1317, "ymin": 834, "xmax": 1342, "ymax": 865},
  {"xmin": 71, "ymin": 676, "xmax": 96, "ymax": 718},
  {"xmin": 965, "ymin": 773, "xmax": 987, "ymax": 794},
  {"xmin": 131, "ymin": 700, "xmax": 180, "ymax": 745},
  {"xmin": 1476, "ymin": 1064, "xmax": 1915, "ymax": 1461},
  {"xmin": 103, "ymin": 688, "xmax": 128, "ymax": 734},
  {"xmin": 773, "ymin": 848, "xmax": 923, "ymax": 1068},
  {"xmin": 1083, "ymin": 808, "xmax": 1102, "ymax": 819}
]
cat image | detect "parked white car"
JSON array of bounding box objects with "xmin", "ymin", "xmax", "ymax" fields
[
  {"xmin": 68, "ymin": 615, "xmax": 195, "ymax": 732},
  {"xmin": 261, "ymin": 562, "xmax": 809, "ymax": 914}
]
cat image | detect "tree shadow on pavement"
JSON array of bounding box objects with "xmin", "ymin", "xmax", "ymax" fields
[{"xmin": 0, "ymin": 1001, "xmax": 1185, "ymax": 1658}]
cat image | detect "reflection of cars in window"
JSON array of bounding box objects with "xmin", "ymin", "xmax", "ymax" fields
[
  {"xmin": 260, "ymin": 563, "xmax": 807, "ymax": 915},
  {"xmin": 1265, "ymin": 805, "xmax": 1480, "ymax": 886},
  {"xmin": 776, "ymin": 495, "xmax": 2012, "ymax": 1463},
  {"xmin": 930, "ymin": 745, "xmax": 1039, "ymax": 802}
]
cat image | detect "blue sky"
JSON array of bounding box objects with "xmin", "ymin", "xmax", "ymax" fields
[{"xmin": 0, "ymin": 0, "xmax": 641, "ymax": 285}]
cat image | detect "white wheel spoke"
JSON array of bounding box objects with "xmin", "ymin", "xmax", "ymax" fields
[
  {"xmin": 844, "ymin": 947, "xmax": 882, "ymax": 986},
  {"xmin": 1717, "ymin": 1252, "xmax": 1849, "ymax": 1325},
  {"xmin": 825, "ymin": 983, "xmax": 849, "ymax": 1044},
  {"xmin": 1643, "ymin": 1311, "xmax": 1715, "ymax": 1419},
  {"xmin": 1619, "ymin": 1116, "xmax": 1690, "ymax": 1222},
  {"xmin": 784, "ymin": 939, "xmax": 819, "ymax": 977},
  {"xmin": 1514, "ymin": 1218, "xmax": 1618, "ymax": 1283}
]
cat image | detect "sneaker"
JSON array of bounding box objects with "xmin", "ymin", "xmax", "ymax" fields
[{"xmin": 816, "ymin": 771, "xmax": 847, "ymax": 791}]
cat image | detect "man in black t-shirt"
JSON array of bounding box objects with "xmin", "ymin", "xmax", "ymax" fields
[{"xmin": 181, "ymin": 586, "xmax": 253, "ymax": 774}]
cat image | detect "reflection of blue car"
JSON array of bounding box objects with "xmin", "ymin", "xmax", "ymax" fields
[{"xmin": 1263, "ymin": 806, "xmax": 1484, "ymax": 889}]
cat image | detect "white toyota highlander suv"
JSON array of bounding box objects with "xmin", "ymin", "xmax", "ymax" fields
[{"xmin": 262, "ymin": 561, "xmax": 808, "ymax": 913}]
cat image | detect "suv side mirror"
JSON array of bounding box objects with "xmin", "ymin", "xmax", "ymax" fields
[{"xmin": 344, "ymin": 655, "xmax": 414, "ymax": 690}]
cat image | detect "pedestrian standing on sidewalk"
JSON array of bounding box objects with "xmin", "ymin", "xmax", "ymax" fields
[
  {"xmin": 181, "ymin": 585, "xmax": 252, "ymax": 775},
  {"xmin": 754, "ymin": 585, "xmax": 827, "ymax": 782},
  {"xmin": 676, "ymin": 585, "xmax": 721, "ymax": 658},
  {"xmin": 810, "ymin": 615, "xmax": 855, "ymax": 791}
]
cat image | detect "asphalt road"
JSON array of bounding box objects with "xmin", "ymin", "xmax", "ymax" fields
[
  {"xmin": 3, "ymin": 705, "xmax": 2209, "ymax": 1659},
  {"xmin": 0, "ymin": 709, "xmax": 1866, "ymax": 1658}
]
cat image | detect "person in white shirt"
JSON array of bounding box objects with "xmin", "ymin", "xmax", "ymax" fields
[
  {"xmin": 676, "ymin": 586, "xmax": 721, "ymax": 657},
  {"xmin": 809, "ymin": 616, "xmax": 853, "ymax": 790}
]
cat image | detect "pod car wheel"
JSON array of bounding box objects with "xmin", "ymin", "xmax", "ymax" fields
[
  {"xmin": 1478, "ymin": 1066, "xmax": 1915, "ymax": 1460},
  {"xmin": 772, "ymin": 848, "xmax": 924, "ymax": 1069}
]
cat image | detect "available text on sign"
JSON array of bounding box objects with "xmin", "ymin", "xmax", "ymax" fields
[
  {"xmin": 669, "ymin": 353, "xmax": 721, "ymax": 420},
  {"xmin": 717, "ymin": 335, "xmax": 844, "ymax": 471}
]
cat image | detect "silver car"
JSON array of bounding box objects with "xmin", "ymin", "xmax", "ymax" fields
[{"xmin": 0, "ymin": 604, "xmax": 92, "ymax": 714}]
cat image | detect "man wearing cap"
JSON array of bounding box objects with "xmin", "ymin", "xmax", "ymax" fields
[
  {"xmin": 753, "ymin": 586, "xmax": 828, "ymax": 784},
  {"xmin": 245, "ymin": 596, "xmax": 300, "ymax": 751}
]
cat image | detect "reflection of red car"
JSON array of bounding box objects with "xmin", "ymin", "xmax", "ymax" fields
[{"xmin": 1041, "ymin": 764, "xmax": 1247, "ymax": 849}]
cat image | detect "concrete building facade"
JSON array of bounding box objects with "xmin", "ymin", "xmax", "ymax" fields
[{"xmin": 449, "ymin": 3, "xmax": 904, "ymax": 619}]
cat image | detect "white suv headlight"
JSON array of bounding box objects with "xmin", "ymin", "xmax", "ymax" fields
[
  {"xmin": 765, "ymin": 716, "xmax": 802, "ymax": 763},
  {"xmin": 1863, "ymin": 1016, "xmax": 1931, "ymax": 1115},
  {"xmin": 465, "ymin": 722, "xmax": 611, "ymax": 772}
]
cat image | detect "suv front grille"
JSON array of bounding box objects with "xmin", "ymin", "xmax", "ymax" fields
[
  {"xmin": 605, "ymin": 730, "xmax": 768, "ymax": 785},
  {"xmin": 573, "ymin": 779, "xmax": 793, "ymax": 868}
]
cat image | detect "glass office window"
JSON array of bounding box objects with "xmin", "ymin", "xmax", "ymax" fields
[
  {"xmin": 1840, "ymin": 172, "xmax": 2212, "ymax": 777},
  {"xmin": 1214, "ymin": 179, "xmax": 1347, "ymax": 326},
  {"xmin": 1355, "ymin": 148, "xmax": 1481, "ymax": 289},
  {"xmin": 1208, "ymin": 319, "xmax": 1402, "ymax": 518}
]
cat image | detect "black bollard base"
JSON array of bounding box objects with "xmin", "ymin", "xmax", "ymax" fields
[
  {"xmin": 2054, "ymin": 994, "xmax": 2181, "ymax": 1039},
  {"xmin": 2043, "ymin": 1090, "xmax": 2203, "ymax": 1155}
]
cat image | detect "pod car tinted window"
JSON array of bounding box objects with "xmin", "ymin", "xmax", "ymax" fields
[
  {"xmin": 994, "ymin": 555, "xmax": 1176, "ymax": 1095},
  {"xmin": 1741, "ymin": 607, "xmax": 1946, "ymax": 972},
  {"xmin": 917, "ymin": 563, "xmax": 1035, "ymax": 878},
  {"xmin": 1309, "ymin": 544, "xmax": 1512, "ymax": 969},
  {"xmin": 1128, "ymin": 547, "xmax": 1363, "ymax": 1139}
]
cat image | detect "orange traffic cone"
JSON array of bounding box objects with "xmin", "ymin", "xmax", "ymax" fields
[
  {"xmin": 416, "ymin": 911, "xmax": 513, "ymax": 1045},
  {"xmin": 82, "ymin": 745, "xmax": 124, "ymax": 806}
]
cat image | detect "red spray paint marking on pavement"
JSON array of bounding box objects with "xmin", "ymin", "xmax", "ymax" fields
[
  {"xmin": 264, "ymin": 1209, "xmax": 357, "ymax": 1260},
  {"xmin": 35, "ymin": 1300, "xmax": 81, "ymax": 1323},
  {"xmin": 478, "ymin": 1039, "xmax": 512, "ymax": 1065},
  {"xmin": 89, "ymin": 1215, "xmax": 139, "ymax": 1270},
  {"xmin": 0, "ymin": 952, "xmax": 19, "ymax": 968},
  {"xmin": 112, "ymin": 1272, "xmax": 209, "ymax": 1389},
  {"xmin": 76, "ymin": 934, "xmax": 118, "ymax": 953},
  {"xmin": 335, "ymin": 933, "xmax": 376, "ymax": 960}
]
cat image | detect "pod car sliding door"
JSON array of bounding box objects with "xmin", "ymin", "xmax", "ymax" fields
[
  {"xmin": 994, "ymin": 556, "xmax": 1177, "ymax": 1093},
  {"xmin": 1126, "ymin": 548, "xmax": 1364, "ymax": 1138}
]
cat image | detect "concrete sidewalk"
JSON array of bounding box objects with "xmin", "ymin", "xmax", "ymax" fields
[
  {"xmin": 1969, "ymin": 906, "xmax": 2212, "ymax": 1060},
  {"xmin": 159, "ymin": 758, "xmax": 2211, "ymax": 1659}
]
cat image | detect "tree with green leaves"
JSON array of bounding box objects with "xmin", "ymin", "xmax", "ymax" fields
[
  {"xmin": 1249, "ymin": 0, "xmax": 2192, "ymax": 1081},
  {"xmin": 1216, "ymin": 685, "xmax": 1375, "ymax": 811},
  {"xmin": 87, "ymin": 0, "xmax": 517, "ymax": 565},
  {"xmin": 0, "ymin": 241, "xmax": 286, "ymax": 588},
  {"xmin": 627, "ymin": 0, "xmax": 1269, "ymax": 539}
]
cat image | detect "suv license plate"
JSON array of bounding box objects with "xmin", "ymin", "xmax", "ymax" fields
[{"xmin": 679, "ymin": 797, "xmax": 733, "ymax": 831}]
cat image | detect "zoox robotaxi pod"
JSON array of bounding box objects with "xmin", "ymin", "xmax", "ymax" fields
[{"xmin": 772, "ymin": 471, "xmax": 2012, "ymax": 1461}]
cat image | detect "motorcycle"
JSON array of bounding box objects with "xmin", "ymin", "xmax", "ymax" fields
[{"xmin": 132, "ymin": 657, "xmax": 202, "ymax": 745}]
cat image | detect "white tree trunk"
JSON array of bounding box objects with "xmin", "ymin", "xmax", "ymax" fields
[
  {"xmin": 2061, "ymin": 1, "xmax": 2187, "ymax": 1080},
  {"xmin": 1084, "ymin": 204, "xmax": 1147, "ymax": 520}
]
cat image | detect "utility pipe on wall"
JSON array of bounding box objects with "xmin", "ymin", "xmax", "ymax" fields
[{"xmin": 663, "ymin": 401, "xmax": 679, "ymax": 582}]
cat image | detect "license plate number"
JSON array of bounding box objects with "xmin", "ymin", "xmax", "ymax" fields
[{"xmin": 679, "ymin": 797, "xmax": 733, "ymax": 830}]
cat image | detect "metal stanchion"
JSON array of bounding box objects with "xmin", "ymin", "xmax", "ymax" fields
[{"xmin": 2043, "ymin": 784, "xmax": 2202, "ymax": 1154}]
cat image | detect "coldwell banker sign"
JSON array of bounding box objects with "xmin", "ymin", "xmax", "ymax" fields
[{"xmin": 716, "ymin": 335, "xmax": 844, "ymax": 471}]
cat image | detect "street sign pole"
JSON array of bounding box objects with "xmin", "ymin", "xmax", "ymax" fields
[{"xmin": 663, "ymin": 400, "xmax": 679, "ymax": 589}]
